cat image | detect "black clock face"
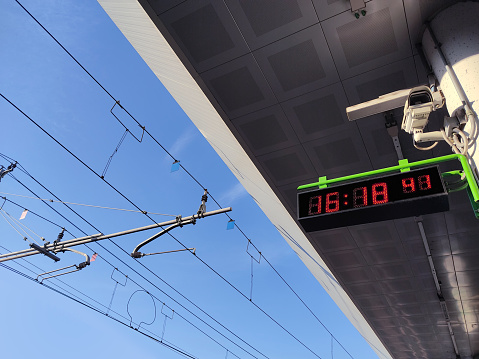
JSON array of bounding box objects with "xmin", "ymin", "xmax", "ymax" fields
[{"xmin": 298, "ymin": 166, "xmax": 447, "ymax": 221}]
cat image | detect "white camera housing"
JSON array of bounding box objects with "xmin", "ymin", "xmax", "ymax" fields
[{"xmin": 401, "ymin": 86, "xmax": 443, "ymax": 134}]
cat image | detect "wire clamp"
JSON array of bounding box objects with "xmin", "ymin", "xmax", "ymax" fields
[
  {"xmin": 0, "ymin": 162, "xmax": 16, "ymax": 182},
  {"xmin": 54, "ymin": 228, "xmax": 65, "ymax": 246},
  {"xmin": 197, "ymin": 189, "xmax": 208, "ymax": 217},
  {"xmin": 176, "ymin": 215, "xmax": 183, "ymax": 227}
]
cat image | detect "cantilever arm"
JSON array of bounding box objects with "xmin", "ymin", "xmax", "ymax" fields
[
  {"xmin": 37, "ymin": 248, "xmax": 90, "ymax": 282},
  {"xmin": 131, "ymin": 219, "xmax": 195, "ymax": 258}
]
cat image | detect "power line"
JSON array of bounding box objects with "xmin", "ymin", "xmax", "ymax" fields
[
  {"xmin": 0, "ymin": 191, "xmax": 177, "ymax": 217},
  {"xmin": 0, "ymin": 262, "xmax": 199, "ymax": 359},
  {"xmin": 0, "ymin": 244, "xmax": 196, "ymax": 357},
  {"xmin": 8, "ymin": 2, "xmax": 360, "ymax": 356},
  {"xmin": 0, "ymin": 163, "xmax": 262, "ymax": 359},
  {"xmin": 1, "ymin": 93, "xmax": 324, "ymax": 359}
]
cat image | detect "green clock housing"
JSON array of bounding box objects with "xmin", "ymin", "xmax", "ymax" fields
[{"xmin": 297, "ymin": 166, "xmax": 449, "ymax": 232}]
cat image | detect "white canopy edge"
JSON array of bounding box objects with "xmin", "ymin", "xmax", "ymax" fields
[{"xmin": 97, "ymin": 1, "xmax": 391, "ymax": 357}]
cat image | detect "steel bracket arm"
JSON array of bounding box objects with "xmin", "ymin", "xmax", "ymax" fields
[
  {"xmin": 36, "ymin": 248, "xmax": 90, "ymax": 282},
  {"xmin": 0, "ymin": 208, "xmax": 232, "ymax": 263},
  {"xmin": 131, "ymin": 217, "xmax": 195, "ymax": 258}
]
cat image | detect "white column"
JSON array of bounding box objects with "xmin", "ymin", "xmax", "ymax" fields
[{"xmin": 422, "ymin": 2, "xmax": 479, "ymax": 171}]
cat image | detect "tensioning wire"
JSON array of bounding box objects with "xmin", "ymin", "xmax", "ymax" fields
[
  {"xmin": 1, "ymin": 92, "xmax": 323, "ymax": 359},
  {"xmin": 0, "ymin": 191, "xmax": 177, "ymax": 217},
  {"xmin": 0, "ymin": 262, "xmax": 199, "ymax": 359},
  {"xmin": 8, "ymin": 7, "xmax": 359, "ymax": 357},
  {"xmin": 10, "ymin": 2, "xmax": 359, "ymax": 356},
  {"xmin": 0, "ymin": 243, "xmax": 203, "ymax": 359},
  {"xmin": 0, "ymin": 209, "xmax": 38, "ymax": 245},
  {"xmin": 2, "ymin": 171, "xmax": 254, "ymax": 359}
]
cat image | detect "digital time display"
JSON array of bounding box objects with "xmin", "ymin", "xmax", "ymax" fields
[{"xmin": 298, "ymin": 166, "xmax": 449, "ymax": 231}]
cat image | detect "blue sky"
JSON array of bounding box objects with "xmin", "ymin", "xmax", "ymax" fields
[{"xmin": 0, "ymin": 1, "xmax": 379, "ymax": 358}]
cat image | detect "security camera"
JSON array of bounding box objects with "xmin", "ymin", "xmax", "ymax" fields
[{"xmin": 401, "ymin": 86, "xmax": 443, "ymax": 134}]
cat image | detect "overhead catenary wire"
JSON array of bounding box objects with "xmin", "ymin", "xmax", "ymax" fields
[
  {"xmin": 0, "ymin": 191, "xmax": 177, "ymax": 217},
  {"xmin": 1, "ymin": 207, "xmax": 44, "ymax": 241},
  {"xmin": 0, "ymin": 243, "xmax": 194, "ymax": 357},
  {"xmin": 0, "ymin": 172, "xmax": 255, "ymax": 359},
  {"xmin": 9, "ymin": 2, "xmax": 361, "ymax": 357},
  {"xmin": 0, "ymin": 262, "xmax": 199, "ymax": 359},
  {"xmin": 2, "ymin": 166, "xmax": 257, "ymax": 359},
  {"xmin": 1, "ymin": 95, "xmax": 324, "ymax": 359},
  {"xmin": 0, "ymin": 209, "xmax": 37, "ymax": 245}
]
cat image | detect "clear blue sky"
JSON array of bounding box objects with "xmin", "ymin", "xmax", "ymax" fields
[{"xmin": 0, "ymin": 1, "xmax": 379, "ymax": 358}]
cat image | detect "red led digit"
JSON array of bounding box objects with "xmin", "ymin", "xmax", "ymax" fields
[
  {"xmin": 372, "ymin": 183, "xmax": 388, "ymax": 204},
  {"xmin": 325, "ymin": 192, "xmax": 339, "ymax": 213},
  {"xmin": 353, "ymin": 187, "xmax": 368, "ymax": 208},
  {"xmin": 418, "ymin": 175, "xmax": 432, "ymax": 190},
  {"xmin": 308, "ymin": 195, "xmax": 321, "ymax": 215},
  {"xmin": 402, "ymin": 177, "xmax": 415, "ymax": 193}
]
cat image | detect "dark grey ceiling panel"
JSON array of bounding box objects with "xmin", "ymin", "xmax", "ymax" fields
[
  {"xmin": 355, "ymin": 111, "xmax": 402, "ymax": 169},
  {"xmin": 357, "ymin": 70, "xmax": 406, "ymax": 102},
  {"xmin": 392, "ymin": 303, "xmax": 429, "ymax": 317},
  {"xmin": 395, "ymin": 213, "xmax": 448, "ymax": 241},
  {"xmin": 302, "ymin": 127, "xmax": 372, "ymax": 176},
  {"xmin": 281, "ymin": 82, "xmax": 350, "ymax": 142},
  {"xmin": 342, "ymin": 57, "xmax": 418, "ymax": 106},
  {"xmin": 356, "ymin": 295, "xmax": 390, "ymax": 308},
  {"xmin": 336, "ymin": 265, "xmax": 376, "ymax": 284},
  {"xmin": 370, "ymin": 316, "xmax": 400, "ymax": 328},
  {"xmin": 160, "ymin": 0, "xmax": 249, "ymax": 72},
  {"xmin": 372, "ymin": 261, "xmax": 414, "ymax": 280},
  {"xmin": 338, "ymin": 8, "xmax": 398, "ymax": 68},
  {"xmin": 231, "ymin": 105, "xmax": 299, "ymax": 156},
  {"xmin": 201, "ymin": 54, "xmax": 277, "ymax": 119},
  {"xmin": 257, "ymin": 145, "xmax": 318, "ymax": 186},
  {"xmin": 468, "ymin": 333, "xmax": 479, "ymax": 356},
  {"xmin": 379, "ymin": 277, "xmax": 421, "ymax": 294},
  {"xmin": 349, "ymin": 221, "xmax": 400, "ymax": 247},
  {"xmin": 307, "ymin": 227, "xmax": 357, "ymax": 253},
  {"xmin": 409, "ymin": 258, "xmax": 432, "ymax": 276},
  {"xmin": 453, "ymin": 253, "xmax": 479, "ymax": 272},
  {"xmin": 224, "ymin": 0, "xmax": 319, "ymax": 50},
  {"xmin": 452, "ymin": 271, "xmax": 474, "ymax": 288},
  {"xmin": 322, "ymin": 0, "xmax": 412, "ymax": 79},
  {"xmin": 387, "ymin": 290, "xmax": 437, "ymax": 307},
  {"xmin": 254, "ymin": 24, "xmax": 339, "ymax": 101},
  {"xmin": 325, "ymin": 248, "xmax": 368, "ymax": 268},
  {"xmin": 347, "ymin": 280, "xmax": 383, "ymax": 297},
  {"xmin": 362, "ymin": 305, "xmax": 395, "ymax": 319},
  {"xmin": 427, "ymin": 235, "xmax": 452, "ymax": 257},
  {"xmin": 276, "ymin": 177, "xmax": 318, "ymax": 216},
  {"xmin": 431, "ymin": 255, "xmax": 455, "ymax": 274},
  {"xmin": 447, "ymin": 188, "xmax": 474, "ymax": 211},
  {"xmin": 146, "ymin": 0, "xmax": 186, "ymax": 15},
  {"xmin": 445, "ymin": 207, "xmax": 479, "ymax": 234},
  {"xmin": 449, "ymin": 231, "xmax": 479, "ymax": 255},
  {"xmin": 360, "ymin": 242, "xmax": 408, "ymax": 265},
  {"xmin": 312, "ymin": 0, "xmax": 355, "ymax": 21}
]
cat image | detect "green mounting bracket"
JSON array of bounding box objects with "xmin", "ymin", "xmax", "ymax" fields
[
  {"xmin": 318, "ymin": 176, "xmax": 328, "ymax": 189},
  {"xmin": 442, "ymin": 170, "xmax": 464, "ymax": 178},
  {"xmin": 398, "ymin": 159, "xmax": 410, "ymax": 172},
  {"xmin": 298, "ymin": 154, "xmax": 479, "ymax": 206},
  {"xmin": 466, "ymin": 186, "xmax": 479, "ymax": 219}
]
